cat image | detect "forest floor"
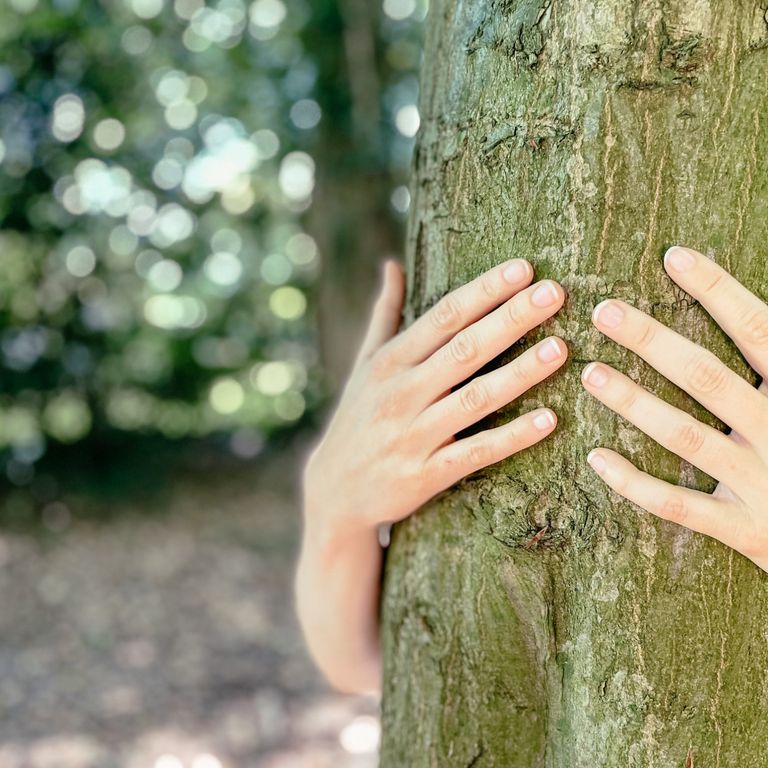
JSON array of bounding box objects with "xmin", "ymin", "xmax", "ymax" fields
[{"xmin": 0, "ymin": 436, "xmax": 378, "ymax": 768}]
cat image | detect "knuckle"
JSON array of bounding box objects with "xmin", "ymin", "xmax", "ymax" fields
[
  {"xmin": 656, "ymin": 493, "xmax": 688, "ymax": 525},
  {"xmin": 702, "ymin": 272, "xmax": 725, "ymax": 294},
  {"xmin": 480, "ymin": 272, "xmax": 502, "ymax": 301},
  {"xmin": 464, "ymin": 439, "xmax": 492, "ymax": 468},
  {"xmin": 615, "ymin": 382, "xmax": 639, "ymax": 413},
  {"xmin": 418, "ymin": 457, "xmax": 441, "ymax": 489},
  {"xmin": 430, "ymin": 295, "xmax": 462, "ymax": 332},
  {"xmin": 508, "ymin": 359, "xmax": 532, "ymax": 388},
  {"xmin": 504, "ymin": 298, "xmax": 525, "ymax": 329},
  {"xmin": 459, "ymin": 378, "xmax": 491, "ymax": 414},
  {"xmin": 446, "ymin": 331, "xmax": 478, "ymax": 366},
  {"xmin": 424, "ymin": 449, "xmax": 457, "ymax": 487},
  {"xmin": 634, "ymin": 320, "xmax": 657, "ymax": 351},
  {"xmin": 742, "ymin": 308, "xmax": 768, "ymax": 349},
  {"xmin": 687, "ymin": 352, "xmax": 729, "ymax": 397},
  {"xmin": 738, "ymin": 522, "xmax": 768, "ymax": 562},
  {"xmin": 670, "ymin": 421, "xmax": 706, "ymax": 455}
]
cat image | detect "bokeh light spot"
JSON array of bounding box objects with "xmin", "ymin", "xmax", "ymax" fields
[
  {"xmin": 395, "ymin": 104, "xmax": 420, "ymax": 137},
  {"xmin": 204, "ymin": 251, "xmax": 242, "ymax": 286},
  {"xmin": 144, "ymin": 295, "xmax": 206, "ymax": 329},
  {"xmin": 93, "ymin": 118, "xmax": 126, "ymax": 151},
  {"xmin": 289, "ymin": 99, "xmax": 321, "ymax": 130},
  {"xmin": 339, "ymin": 715, "xmax": 381, "ymax": 754},
  {"xmin": 65, "ymin": 245, "xmax": 97, "ymax": 278},
  {"xmin": 130, "ymin": 0, "xmax": 164, "ymax": 20},
  {"xmin": 285, "ymin": 233, "xmax": 318, "ymax": 265},
  {"xmin": 121, "ymin": 25, "xmax": 153, "ymax": 54},
  {"xmin": 174, "ymin": 0, "xmax": 203, "ymax": 19},
  {"xmin": 43, "ymin": 392, "xmax": 92, "ymax": 443},
  {"xmin": 383, "ymin": 0, "xmax": 416, "ymax": 20},
  {"xmin": 153, "ymin": 157, "xmax": 185, "ymax": 189},
  {"xmin": 51, "ymin": 94, "xmax": 85, "ymax": 143},
  {"xmin": 278, "ymin": 152, "xmax": 315, "ymax": 201},
  {"xmin": 249, "ymin": 0, "xmax": 285, "ymax": 28},
  {"xmin": 252, "ymin": 128, "xmax": 279, "ymax": 159},
  {"xmin": 269, "ymin": 286, "xmax": 306, "ymax": 320},
  {"xmin": 209, "ymin": 378, "xmax": 244, "ymax": 414},
  {"xmin": 147, "ymin": 259, "xmax": 183, "ymax": 292},
  {"xmin": 260, "ymin": 253, "xmax": 291, "ymax": 285},
  {"xmin": 274, "ymin": 390, "xmax": 305, "ymax": 421},
  {"xmin": 390, "ymin": 184, "xmax": 411, "ymax": 213},
  {"xmin": 252, "ymin": 361, "xmax": 292, "ymax": 395},
  {"xmin": 155, "ymin": 70, "xmax": 189, "ymax": 106},
  {"xmin": 165, "ymin": 100, "xmax": 197, "ymax": 130}
]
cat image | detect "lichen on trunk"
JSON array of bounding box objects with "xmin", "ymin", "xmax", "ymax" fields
[{"xmin": 380, "ymin": 2, "xmax": 768, "ymax": 765}]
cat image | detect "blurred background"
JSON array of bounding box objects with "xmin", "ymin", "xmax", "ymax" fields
[{"xmin": 0, "ymin": 0, "xmax": 425, "ymax": 764}]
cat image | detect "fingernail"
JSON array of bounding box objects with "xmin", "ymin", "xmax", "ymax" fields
[
  {"xmin": 537, "ymin": 338, "xmax": 562, "ymax": 363},
  {"xmin": 533, "ymin": 410, "xmax": 556, "ymax": 430},
  {"xmin": 592, "ymin": 300, "xmax": 624, "ymax": 328},
  {"xmin": 503, "ymin": 259, "xmax": 530, "ymax": 284},
  {"xmin": 664, "ymin": 246, "xmax": 696, "ymax": 272},
  {"xmin": 587, "ymin": 449, "xmax": 607, "ymax": 474},
  {"xmin": 531, "ymin": 281, "xmax": 559, "ymax": 307},
  {"xmin": 582, "ymin": 362, "xmax": 609, "ymax": 388}
]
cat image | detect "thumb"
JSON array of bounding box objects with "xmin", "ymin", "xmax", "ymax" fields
[{"xmin": 354, "ymin": 258, "xmax": 405, "ymax": 364}]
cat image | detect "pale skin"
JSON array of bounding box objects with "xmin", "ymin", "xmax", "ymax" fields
[{"xmin": 295, "ymin": 244, "xmax": 768, "ymax": 694}]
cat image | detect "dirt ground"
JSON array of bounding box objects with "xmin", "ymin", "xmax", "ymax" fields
[{"xmin": 0, "ymin": 436, "xmax": 379, "ymax": 768}]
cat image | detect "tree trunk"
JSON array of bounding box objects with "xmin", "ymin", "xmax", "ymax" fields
[{"xmin": 380, "ymin": 2, "xmax": 768, "ymax": 765}]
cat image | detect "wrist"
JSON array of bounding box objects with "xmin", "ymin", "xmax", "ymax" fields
[{"xmin": 300, "ymin": 495, "xmax": 380, "ymax": 566}]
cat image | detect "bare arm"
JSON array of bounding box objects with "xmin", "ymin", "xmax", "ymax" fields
[{"xmin": 295, "ymin": 257, "xmax": 569, "ymax": 693}]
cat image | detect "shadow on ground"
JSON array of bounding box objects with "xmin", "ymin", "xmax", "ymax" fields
[{"xmin": 0, "ymin": 437, "xmax": 378, "ymax": 768}]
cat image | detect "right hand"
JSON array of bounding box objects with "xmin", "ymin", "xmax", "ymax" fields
[{"xmin": 302, "ymin": 257, "xmax": 568, "ymax": 548}]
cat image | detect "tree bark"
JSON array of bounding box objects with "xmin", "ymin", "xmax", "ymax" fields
[{"xmin": 380, "ymin": 2, "xmax": 768, "ymax": 765}]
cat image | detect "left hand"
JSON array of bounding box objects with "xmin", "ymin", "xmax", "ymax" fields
[{"xmin": 581, "ymin": 245, "xmax": 768, "ymax": 572}]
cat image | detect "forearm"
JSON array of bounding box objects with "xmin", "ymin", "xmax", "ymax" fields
[{"xmin": 294, "ymin": 509, "xmax": 383, "ymax": 694}]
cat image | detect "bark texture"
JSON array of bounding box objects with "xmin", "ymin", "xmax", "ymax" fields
[{"xmin": 380, "ymin": 2, "xmax": 768, "ymax": 766}]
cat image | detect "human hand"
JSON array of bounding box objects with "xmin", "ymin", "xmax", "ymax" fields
[
  {"xmin": 303, "ymin": 257, "xmax": 569, "ymax": 551},
  {"xmin": 582, "ymin": 245, "xmax": 768, "ymax": 571}
]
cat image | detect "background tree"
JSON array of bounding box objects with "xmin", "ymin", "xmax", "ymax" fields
[{"xmin": 380, "ymin": 1, "xmax": 768, "ymax": 764}]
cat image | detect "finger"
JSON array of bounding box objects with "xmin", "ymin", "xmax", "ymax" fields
[
  {"xmin": 586, "ymin": 448, "xmax": 748, "ymax": 548},
  {"xmin": 355, "ymin": 259, "xmax": 406, "ymax": 364},
  {"xmin": 412, "ymin": 337, "xmax": 568, "ymax": 446},
  {"xmin": 581, "ymin": 362, "xmax": 755, "ymax": 488},
  {"xmin": 408, "ymin": 279, "xmax": 565, "ymax": 406},
  {"xmin": 384, "ymin": 258, "xmax": 534, "ymax": 366},
  {"xmin": 592, "ymin": 299, "xmax": 768, "ymax": 440},
  {"xmin": 423, "ymin": 408, "xmax": 557, "ymax": 493},
  {"xmin": 663, "ymin": 246, "xmax": 768, "ymax": 378}
]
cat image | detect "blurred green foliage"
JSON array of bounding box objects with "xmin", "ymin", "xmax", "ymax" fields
[{"xmin": 0, "ymin": 0, "xmax": 424, "ymax": 493}]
